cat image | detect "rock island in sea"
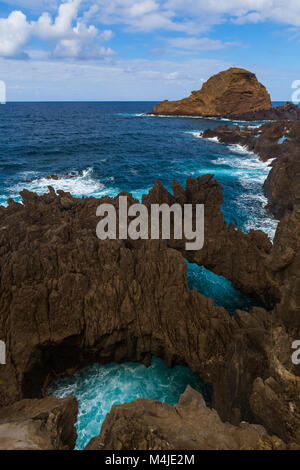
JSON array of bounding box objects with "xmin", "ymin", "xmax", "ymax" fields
[{"xmin": 150, "ymin": 67, "xmax": 300, "ymax": 121}]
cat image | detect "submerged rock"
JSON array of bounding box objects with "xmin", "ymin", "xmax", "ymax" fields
[{"xmin": 150, "ymin": 67, "xmax": 272, "ymax": 118}]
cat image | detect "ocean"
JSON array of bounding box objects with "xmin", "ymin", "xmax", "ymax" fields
[{"xmin": 0, "ymin": 101, "xmax": 280, "ymax": 448}]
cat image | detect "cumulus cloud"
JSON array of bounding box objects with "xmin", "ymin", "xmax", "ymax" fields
[
  {"xmin": 164, "ymin": 0, "xmax": 300, "ymax": 27},
  {"xmin": 2, "ymin": 0, "xmax": 300, "ymax": 62},
  {"xmin": 34, "ymin": 0, "xmax": 82, "ymax": 39},
  {"xmin": 89, "ymin": 0, "xmax": 190, "ymax": 33},
  {"xmin": 0, "ymin": 10, "xmax": 31, "ymax": 57},
  {"xmin": 0, "ymin": 0, "xmax": 115, "ymax": 59},
  {"xmin": 53, "ymin": 39, "xmax": 116, "ymax": 59},
  {"xmin": 90, "ymin": 0, "xmax": 300, "ymax": 32}
]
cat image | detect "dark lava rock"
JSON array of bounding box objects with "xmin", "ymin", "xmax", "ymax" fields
[{"xmin": 0, "ymin": 396, "xmax": 77, "ymax": 450}]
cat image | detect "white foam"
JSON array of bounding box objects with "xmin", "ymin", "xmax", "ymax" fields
[
  {"xmin": 239, "ymin": 124, "xmax": 262, "ymax": 129},
  {"xmin": 144, "ymin": 114, "xmax": 270, "ymax": 123},
  {"xmin": 227, "ymin": 144, "xmax": 255, "ymax": 156},
  {"xmin": 145, "ymin": 114, "xmax": 232, "ymax": 120},
  {"xmin": 207, "ymin": 136, "xmax": 220, "ymax": 143},
  {"xmin": 146, "ymin": 114, "xmax": 204, "ymax": 118},
  {"xmin": 186, "ymin": 131, "xmax": 203, "ymax": 138},
  {"xmin": 5, "ymin": 168, "xmax": 118, "ymax": 203},
  {"xmin": 186, "ymin": 131, "xmax": 221, "ymax": 143},
  {"xmin": 214, "ymin": 157, "xmax": 267, "ymax": 170},
  {"xmin": 237, "ymin": 193, "xmax": 279, "ymax": 240}
]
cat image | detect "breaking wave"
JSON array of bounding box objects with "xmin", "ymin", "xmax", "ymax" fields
[{"xmin": 1, "ymin": 168, "xmax": 118, "ymax": 205}]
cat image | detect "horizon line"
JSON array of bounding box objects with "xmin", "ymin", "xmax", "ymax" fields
[{"xmin": 1, "ymin": 99, "xmax": 290, "ymax": 103}]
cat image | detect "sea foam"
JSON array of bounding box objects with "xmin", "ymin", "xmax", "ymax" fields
[{"xmin": 1, "ymin": 168, "xmax": 118, "ymax": 205}]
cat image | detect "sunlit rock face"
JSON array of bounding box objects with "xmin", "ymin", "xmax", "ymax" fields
[{"xmin": 150, "ymin": 68, "xmax": 272, "ymax": 118}]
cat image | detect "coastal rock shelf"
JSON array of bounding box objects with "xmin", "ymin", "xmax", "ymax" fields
[
  {"xmin": 86, "ymin": 386, "xmax": 285, "ymax": 450},
  {"xmin": 0, "ymin": 159, "xmax": 300, "ymax": 448},
  {"xmin": 0, "ymin": 396, "xmax": 77, "ymax": 450}
]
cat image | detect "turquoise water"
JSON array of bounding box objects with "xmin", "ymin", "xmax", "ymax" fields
[
  {"xmin": 48, "ymin": 356, "xmax": 211, "ymax": 450},
  {"xmin": 187, "ymin": 263, "xmax": 256, "ymax": 315}
]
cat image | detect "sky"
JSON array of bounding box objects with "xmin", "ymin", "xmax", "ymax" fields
[{"xmin": 0, "ymin": 0, "xmax": 300, "ymax": 101}]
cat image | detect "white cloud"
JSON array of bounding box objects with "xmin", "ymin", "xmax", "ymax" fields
[
  {"xmin": 89, "ymin": 0, "xmax": 191, "ymax": 33},
  {"xmin": 53, "ymin": 39, "xmax": 116, "ymax": 59},
  {"xmin": 99, "ymin": 29, "xmax": 114, "ymax": 41},
  {"xmin": 0, "ymin": 55, "xmax": 230, "ymax": 101},
  {"xmin": 166, "ymin": 37, "xmax": 226, "ymax": 50},
  {"xmin": 2, "ymin": 0, "xmax": 300, "ymax": 63},
  {"xmin": 128, "ymin": 0, "xmax": 159, "ymax": 17},
  {"xmin": 87, "ymin": 0, "xmax": 300, "ymax": 32},
  {"xmin": 164, "ymin": 0, "xmax": 300, "ymax": 27},
  {"xmin": 0, "ymin": 0, "xmax": 115, "ymax": 59},
  {"xmin": 1, "ymin": 54, "xmax": 297, "ymax": 101},
  {"xmin": 34, "ymin": 0, "xmax": 81, "ymax": 40},
  {"xmin": 0, "ymin": 10, "xmax": 31, "ymax": 57},
  {"xmin": 4, "ymin": 0, "xmax": 300, "ymax": 37}
]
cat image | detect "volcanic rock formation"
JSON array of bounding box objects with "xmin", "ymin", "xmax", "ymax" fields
[
  {"xmin": 150, "ymin": 67, "xmax": 272, "ymax": 118},
  {"xmin": 0, "ymin": 396, "xmax": 77, "ymax": 450},
  {"xmin": 86, "ymin": 386, "xmax": 285, "ymax": 450},
  {"xmin": 0, "ymin": 168, "xmax": 299, "ymax": 449},
  {"xmin": 231, "ymin": 101, "xmax": 300, "ymax": 121}
]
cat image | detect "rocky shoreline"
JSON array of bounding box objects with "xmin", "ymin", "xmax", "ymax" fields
[
  {"xmin": 202, "ymin": 120, "xmax": 300, "ymax": 219},
  {"xmin": 0, "ymin": 129, "xmax": 300, "ymax": 448},
  {"xmin": 0, "ymin": 62, "xmax": 300, "ymax": 447}
]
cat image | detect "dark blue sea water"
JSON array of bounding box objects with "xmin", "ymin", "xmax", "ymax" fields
[
  {"xmin": 0, "ymin": 102, "xmax": 278, "ymax": 310},
  {"xmin": 0, "ymin": 102, "xmax": 280, "ymax": 448}
]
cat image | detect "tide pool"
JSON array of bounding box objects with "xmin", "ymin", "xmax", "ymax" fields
[{"xmin": 48, "ymin": 356, "xmax": 211, "ymax": 450}]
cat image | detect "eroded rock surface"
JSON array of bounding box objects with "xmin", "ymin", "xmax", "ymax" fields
[
  {"xmin": 230, "ymin": 101, "xmax": 300, "ymax": 122},
  {"xmin": 0, "ymin": 395, "xmax": 77, "ymax": 450},
  {"xmin": 150, "ymin": 68, "xmax": 271, "ymax": 118},
  {"xmin": 86, "ymin": 385, "xmax": 285, "ymax": 450},
  {"xmin": 0, "ymin": 172, "xmax": 299, "ymax": 449},
  {"xmin": 150, "ymin": 67, "xmax": 300, "ymax": 121},
  {"xmin": 142, "ymin": 177, "xmax": 278, "ymax": 308}
]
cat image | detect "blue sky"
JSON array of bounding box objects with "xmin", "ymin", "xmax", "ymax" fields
[{"xmin": 0, "ymin": 0, "xmax": 300, "ymax": 101}]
